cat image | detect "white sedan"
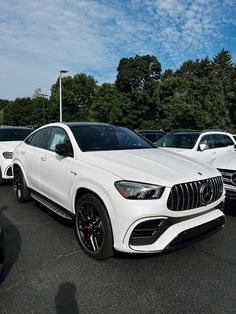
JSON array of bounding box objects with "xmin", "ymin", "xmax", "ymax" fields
[
  {"xmin": 0, "ymin": 126, "xmax": 32, "ymax": 184},
  {"xmin": 13, "ymin": 122, "xmax": 226, "ymax": 259}
]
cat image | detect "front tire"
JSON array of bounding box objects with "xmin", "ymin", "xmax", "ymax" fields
[
  {"xmin": 75, "ymin": 193, "xmax": 114, "ymax": 260},
  {"xmin": 13, "ymin": 167, "xmax": 31, "ymax": 202}
]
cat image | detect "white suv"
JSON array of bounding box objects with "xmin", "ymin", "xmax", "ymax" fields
[
  {"xmin": 13, "ymin": 123, "xmax": 225, "ymax": 259},
  {"xmin": 0, "ymin": 126, "xmax": 32, "ymax": 184},
  {"xmin": 211, "ymin": 151, "xmax": 236, "ymax": 201},
  {"xmin": 156, "ymin": 130, "xmax": 235, "ymax": 163}
]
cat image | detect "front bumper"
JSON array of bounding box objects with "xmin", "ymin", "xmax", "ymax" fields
[
  {"xmin": 1, "ymin": 157, "xmax": 13, "ymax": 179},
  {"xmin": 127, "ymin": 208, "xmax": 225, "ymax": 253},
  {"xmin": 106, "ymin": 188, "xmax": 225, "ymax": 253}
]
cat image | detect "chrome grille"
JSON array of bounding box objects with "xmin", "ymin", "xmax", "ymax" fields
[
  {"xmin": 217, "ymin": 168, "xmax": 236, "ymax": 187},
  {"xmin": 167, "ymin": 176, "xmax": 223, "ymax": 211}
]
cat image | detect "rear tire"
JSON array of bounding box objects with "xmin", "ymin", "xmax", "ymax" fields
[
  {"xmin": 75, "ymin": 193, "xmax": 114, "ymax": 260},
  {"xmin": 13, "ymin": 167, "xmax": 31, "ymax": 202}
]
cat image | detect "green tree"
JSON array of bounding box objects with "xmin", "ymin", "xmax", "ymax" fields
[
  {"xmin": 175, "ymin": 57, "xmax": 213, "ymax": 79},
  {"xmin": 116, "ymin": 55, "xmax": 161, "ymax": 94},
  {"xmin": 0, "ymin": 99, "xmax": 11, "ymax": 111},
  {"xmin": 3, "ymin": 98, "xmax": 33, "ymax": 126},
  {"xmin": 30, "ymin": 96, "xmax": 51, "ymax": 126},
  {"xmin": 212, "ymin": 49, "xmax": 235, "ymax": 130},
  {"xmin": 114, "ymin": 55, "xmax": 162, "ymax": 129},
  {"xmin": 89, "ymin": 83, "xmax": 123, "ymax": 123},
  {"xmin": 156, "ymin": 74, "xmax": 231, "ymax": 130},
  {"xmin": 50, "ymin": 73, "xmax": 97, "ymax": 122}
]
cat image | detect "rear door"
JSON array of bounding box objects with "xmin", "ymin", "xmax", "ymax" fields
[
  {"xmin": 20, "ymin": 127, "xmax": 51, "ymax": 190},
  {"xmin": 212, "ymin": 134, "xmax": 234, "ymax": 158}
]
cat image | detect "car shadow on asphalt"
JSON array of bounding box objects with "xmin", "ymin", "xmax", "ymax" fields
[
  {"xmin": 0, "ymin": 206, "xmax": 21, "ymax": 284},
  {"xmin": 224, "ymin": 201, "xmax": 236, "ymax": 217},
  {"xmin": 55, "ymin": 282, "xmax": 80, "ymax": 314}
]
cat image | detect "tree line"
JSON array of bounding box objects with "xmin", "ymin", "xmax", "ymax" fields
[{"xmin": 1, "ymin": 49, "xmax": 236, "ymax": 131}]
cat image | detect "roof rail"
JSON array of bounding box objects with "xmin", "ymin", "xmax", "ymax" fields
[
  {"xmin": 200, "ymin": 129, "xmax": 229, "ymax": 133},
  {"xmin": 169, "ymin": 129, "xmax": 200, "ymax": 133}
]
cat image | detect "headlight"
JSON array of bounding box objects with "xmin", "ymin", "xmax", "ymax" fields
[
  {"xmin": 115, "ymin": 181, "xmax": 165, "ymax": 200},
  {"xmin": 2, "ymin": 152, "xmax": 13, "ymax": 159}
]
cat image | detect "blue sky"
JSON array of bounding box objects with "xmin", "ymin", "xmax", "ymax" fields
[{"xmin": 0, "ymin": 0, "xmax": 235, "ymax": 100}]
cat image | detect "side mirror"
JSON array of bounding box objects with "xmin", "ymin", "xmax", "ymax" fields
[
  {"xmin": 199, "ymin": 143, "xmax": 207, "ymax": 151},
  {"xmin": 55, "ymin": 143, "xmax": 73, "ymax": 157}
]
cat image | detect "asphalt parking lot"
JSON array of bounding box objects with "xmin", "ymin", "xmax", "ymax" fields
[{"xmin": 0, "ymin": 184, "xmax": 236, "ymax": 314}]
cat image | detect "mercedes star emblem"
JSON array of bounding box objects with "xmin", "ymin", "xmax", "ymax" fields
[{"xmin": 200, "ymin": 182, "xmax": 213, "ymax": 205}]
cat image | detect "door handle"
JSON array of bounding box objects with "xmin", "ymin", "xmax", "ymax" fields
[
  {"xmin": 212, "ymin": 152, "xmax": 217, "ymax": 154},
  {"xmin": 41, "ymin": 156, "xmax": 47, "ymax": 161},
  {"xmin": 21, "ymin": 150, "xmax": 25, "ymax": 155}
]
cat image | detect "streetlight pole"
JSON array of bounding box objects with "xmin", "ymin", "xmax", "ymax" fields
[
  {"xmin": 59, "ymin": 70, "xmax": 69, "ymax": 122},
  {"xmin": 38, "ymin": 93, "xmax": 48, "ymax": 125}
]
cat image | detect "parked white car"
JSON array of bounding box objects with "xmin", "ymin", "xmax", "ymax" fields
[
  {"xmin": 156, "ymin": 130, "xmax": 235, "ymax": 163},
  {"xmin": 211, "ymin": 151, "xmax": 236, "ymax": 201},
  {"xmin": 13, "ymin": 122, "xmax": 225, "ymax": 259},
  {"xmin": 0, "ymin": 126, "xmax": 32, "ymax": 184}
]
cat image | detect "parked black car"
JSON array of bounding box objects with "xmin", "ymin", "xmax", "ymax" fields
[{"xmin": 137, "ymin": 130, "xmax": 166, "ymax": 144}]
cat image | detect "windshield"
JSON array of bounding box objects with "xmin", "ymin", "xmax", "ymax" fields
[
  {"xmin": 0, "ymin": 128, "xmax": 32, "ymax": 141},
  {"xmin": 69, "ymin": 125, "xmax": 155, "ymax": 152},
  {"xmin": 157, "ymin": 132, "xmax": 200, "ymax": 149}
]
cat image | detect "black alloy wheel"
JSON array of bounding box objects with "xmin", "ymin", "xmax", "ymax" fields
[
  {"xmin": 13, "ymin": 167, "xmax": 31, "ymax": 202},
  {"xmin": 75, "ymin": 193, "xmax": 113, "ymax": 260}
]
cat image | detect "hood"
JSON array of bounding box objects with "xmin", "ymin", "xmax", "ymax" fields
[
  {"xmin": 211, "ymin": 151, "xmax": 236, "ymax": 170},
  {"xmin": 80, "ymin": 148, "xmax": 219, "ymax": 187},
  {"xmin": 158, "ymin": 147, "xmax": 191, "ymax": 155},
  {"xmin": 0, "ymin": 141, "xmax": 22, "ymax": 152}
]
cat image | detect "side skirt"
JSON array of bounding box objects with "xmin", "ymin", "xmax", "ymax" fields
[{"xmin": 30, "ymin": 190, "xmax": 74, "ymax": 221}]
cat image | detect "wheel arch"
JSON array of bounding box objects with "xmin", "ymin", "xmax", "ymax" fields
[
  {"xmin": 12, "ymin": 162, "xmax": 30, "ymax": 186},
  {"xmin": 74, "ymin": 187, "xmax": 114, "ymax": 240},
  {"xmin": 75, "ymin": 187, "xmax": 110, "ymax": 217}
]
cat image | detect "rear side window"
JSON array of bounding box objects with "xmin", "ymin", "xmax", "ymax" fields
[
  {"xmin": 212, "ymin": 134, "xmax": 227, "ymax": 148},
  {"xmin": 25, "ymin": 128, "xmax": 51, "ymax": 149},
  {"xmin": 223, "ymin": 135, "xmax": 234, "ymax": 146}
]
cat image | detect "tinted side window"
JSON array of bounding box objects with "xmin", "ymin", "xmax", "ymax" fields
[
  {"xmin": 30, "ymin": 128, "xmax": 51, "ymax": 149},
  {"xmin": 212, "ymin": 134, "xmax": 226, "ymax": 148},
  {"xmin": 48, "ymin": 127, "xmax": 73, "ymax": 155},
  {"xmin": 199, "ymin": 135, "xmax": 214, "ymax": 150},
  {"xmin": 143, "ymin": 133, "xmax": 157, "ymax": 143},
  {"xmin": 223, "ymin": 135, "xmax": 234, "ymax": 146},
  {"xmin": 25, "ymin": 133, "xmax": 37, "ymax": 145}
]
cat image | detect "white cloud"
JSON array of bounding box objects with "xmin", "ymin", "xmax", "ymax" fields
[
  {"xmin": 156, "ymin": 0, "xmax": 185, "ymax": 17},
  {"xmin": 0, "ymin": 0, "xmax": 235, "ymax": 99}
]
